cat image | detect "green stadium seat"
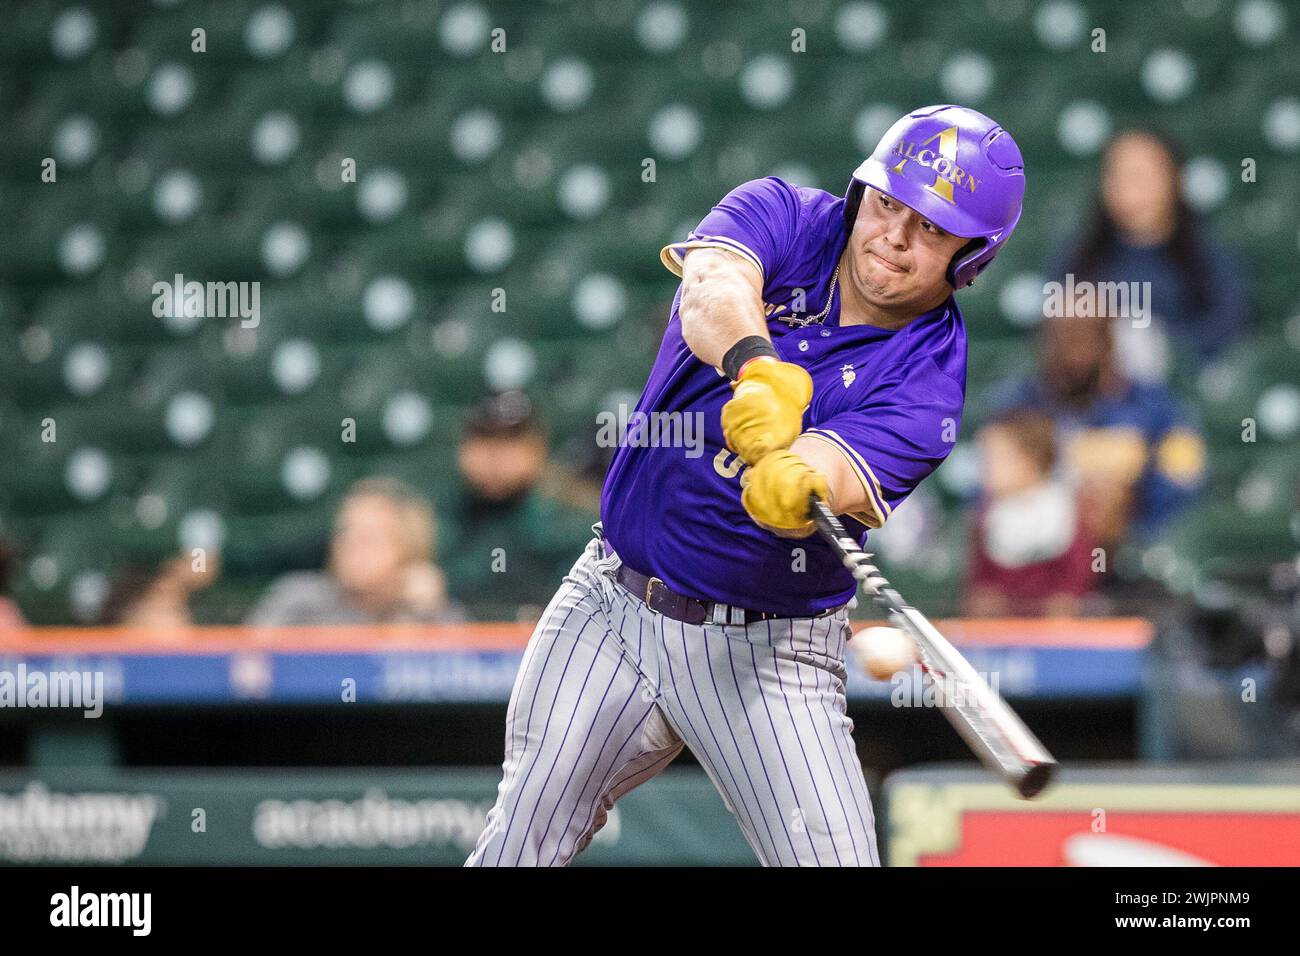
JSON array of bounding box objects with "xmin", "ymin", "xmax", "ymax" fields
[{"xmin": 2, "ymin": 0, "xmax": 1296, "ymax": 624}]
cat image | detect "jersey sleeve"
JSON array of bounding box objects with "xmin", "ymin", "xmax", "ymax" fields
[
  {"xmin": 660, "ymin": 176, "xmax": 801, "ymax": 286},
  {"xmin": 801, "ymin": 362, "xmax": 964, "ymax": 530}
]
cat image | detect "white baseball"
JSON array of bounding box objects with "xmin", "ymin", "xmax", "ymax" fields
[{"xmin": 852, "ymin": 626, "xmax": 917, "ymax": 680}]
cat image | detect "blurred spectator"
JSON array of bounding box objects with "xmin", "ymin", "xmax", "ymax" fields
[
  {"xmin": 0, "ymin": 541, "xmax": 26, "ymax": 629},
  {"xmin": 102, "ymin": 553, "xmax": 220, "ymax": 628},
  {"xmin": 247, "ymin": 478, "xmax": 462, "ymax": 626},
  {"xmin": 964, "ymin": 409, "xmax": 1097, "ymax": 617},
  {"xmin": 441, "ymin": 392, "xmax": 595, "ymax": 620},
  {"xmin": 991, "ymin": 312, "xmax": 1207, "ymax": 552},
  {"xmin": 1053, "ymin": 129, "xmax": 1247, "ymax": 381}
]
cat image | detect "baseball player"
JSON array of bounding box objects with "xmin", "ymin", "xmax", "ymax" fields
[{"xmin": 467, "ymin": 105, "xmax": 1025, "ymax": 866}]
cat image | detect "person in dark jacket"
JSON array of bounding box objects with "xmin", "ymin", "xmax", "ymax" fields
[
  {"xmin": 1053, "ymin": 128, "xmax": 1247, "ymax": 381},
  {"xmin": 440, "ymin": 392, "xmax": 595, "ymax": 621}
]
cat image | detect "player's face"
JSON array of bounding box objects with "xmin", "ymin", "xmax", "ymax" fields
[
  {"xmin": 847, "ymin": 188, "xmax": 969, "ymax": 310},
  {"xmin": 1042, "ymin": 314, "xmax": 1113, "ymax": 399},
  {"xmin": 330, "ymin": 494, "xmax": 410, "ymax": 597},
  {"xmin": 457, "ymin": 434, "xmax": 546, "ymax": 501},
  {"xmin": 1102, "ymin": 132, "xmax": 1178, "ymax": 241},
  {"xmin": 979, "ymin": 426, "xmax": 1043, "ymax": 498}
]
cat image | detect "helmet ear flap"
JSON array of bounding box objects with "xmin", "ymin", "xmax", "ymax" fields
[
  {"xmin": 947, "ymin": 237, "xmax": 986, "ymax": 288},
  {"xmin": 844, "ymin": 180, "xmax": 866, "ymax": 228}
]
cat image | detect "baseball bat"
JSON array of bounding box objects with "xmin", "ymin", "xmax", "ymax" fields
[{"xmin": 809, "ymin": 495, "xmax": 1057, "ymax": 799}]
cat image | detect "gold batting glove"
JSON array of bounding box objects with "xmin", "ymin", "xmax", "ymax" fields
[
  {"xmin": 720, "ymin": 358, "xmax": 814, "ymax": 465},
  {"xmin": 740, "ymin": 449, "xmax": 830, "ymax": 539}
]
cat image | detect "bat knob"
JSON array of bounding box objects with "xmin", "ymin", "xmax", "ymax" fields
[{"xmin": 1018, "ymin": 762, "xmax": 1057, "ymax": 800}]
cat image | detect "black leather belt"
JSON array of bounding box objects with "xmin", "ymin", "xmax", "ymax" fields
[{"xmin": 614, "ymin": 563, "xmax": 842, "ymax": 626}]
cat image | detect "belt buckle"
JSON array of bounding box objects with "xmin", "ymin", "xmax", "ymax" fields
[
  {"xmin": 710, "ymin": 603, "xmax": 746, "ymax": 626},
  {"xmin": 645, "ymin": 576, "xmax": 663, "ymax": 606}
]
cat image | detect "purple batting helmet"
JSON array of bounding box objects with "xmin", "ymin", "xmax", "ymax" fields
[{"xmin": 844, "ymin": 104, "xmax": 1025, "ymax": 289}]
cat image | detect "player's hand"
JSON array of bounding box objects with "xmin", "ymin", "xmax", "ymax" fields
[
  {"xmin": 739, "ymin": 449, "xmax": 829, "ymax": 538},
  {"xmin": 721, "ymin": 358, "xmax": 814, "ymax": 465},
  {"xmin": 401, "ymin": 562, "xmax": 449, "ymax": 615}
]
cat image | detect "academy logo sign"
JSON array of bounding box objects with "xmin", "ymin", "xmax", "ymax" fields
[
  {"xmin": 0, "ymin": 783, "xmax": 163, "ymax": 862},
  {"xmin": 252, "ymin": 790, "xmax": 495, "ymax": 853}
]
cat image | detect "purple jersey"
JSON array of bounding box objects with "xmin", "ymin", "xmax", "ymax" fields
[{"xmin": 600, "ymin": 176, "xmax": 967, "ymax": 616}]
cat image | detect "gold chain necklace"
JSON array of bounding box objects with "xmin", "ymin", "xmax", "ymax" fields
[{"xmin": 787, "ymin": 263, "xmax": 839, "ymax": 327}]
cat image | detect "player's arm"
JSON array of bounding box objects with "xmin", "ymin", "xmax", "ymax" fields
[
  {"xmin": 789, "ymin": 434, "xmax": 871, "ymax": 516},
  {"xmin": 677, "ymin": 248, "xmax": 815, "ymax": 465},
  {"xmin": 677, "ymin": 247, "xmax": 769, "ymax": 370},
  {"xmin": 741, "ymin": 367, "xmax": 964, "ymax": 538}
]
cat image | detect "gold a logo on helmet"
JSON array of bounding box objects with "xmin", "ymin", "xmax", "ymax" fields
[{"xmin": 890, "ymin": 126, "xmax": 979, "ymax": 203}]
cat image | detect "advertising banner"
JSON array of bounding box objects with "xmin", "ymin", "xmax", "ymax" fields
[
  {"xmin": 886, "ymin": 764, "xmax": 1300, "ymax": 866},
  {"xmin": 0, "ymin": 768, "xmax": 756, "ymax": 866}
]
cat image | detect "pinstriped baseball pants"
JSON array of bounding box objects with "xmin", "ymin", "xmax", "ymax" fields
[{"xmin": 465, "ymin": 530, "xmax": 880, "ymax": 867}]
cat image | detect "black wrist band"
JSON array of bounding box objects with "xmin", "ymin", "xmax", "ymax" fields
[{"xmin": 722, "ymin": 336, "xmax": 779, "ymax": 381}]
